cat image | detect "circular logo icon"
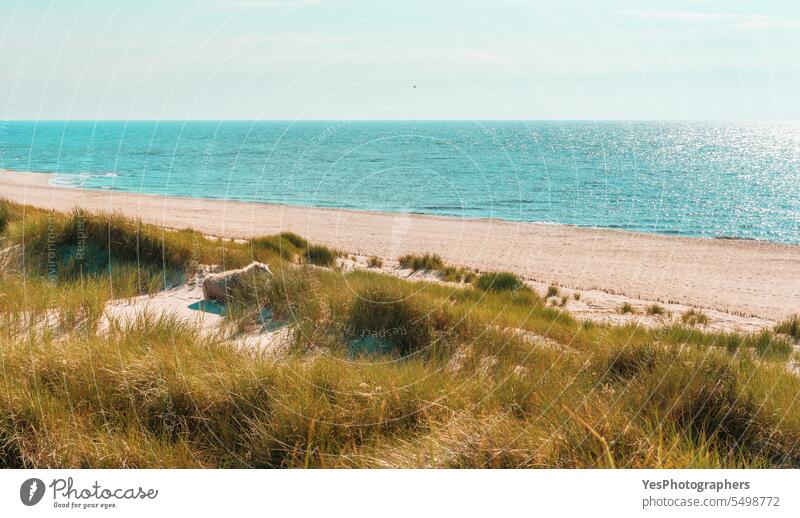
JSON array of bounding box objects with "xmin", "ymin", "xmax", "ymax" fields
[{"xmin": 20, "ymin": 478, "xmax": 45, "ymax": 506}]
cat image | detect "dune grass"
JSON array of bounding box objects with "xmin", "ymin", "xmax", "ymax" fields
[
  {"xmin": 8, "ymin": 209, "xmax": 194, "ymax": 279},
  {"xmin": 0, "ymin": 199, "xmax": 285, "ymax": 278},
  {"xmin": 250, "ymin": 235, "xmax": 302, "ymax": 261},
  {"xmin": 617, "ymin": 302, "xmax": 635, "ymax": 314},
  {"xmin": 398, "ymin": 253, "xmax": 445, "ymax": 271},
  {"xmin": 306, "ymin": 244, "xmax": 339, "ymax": 267},
  {"xmin": 278, "ymin": 232, "xmax": 308, "ymax": 250},
  {"xmin": 397, "ymin": 253, "xmax": 475, "ymax": 283},
  {"xmin": 346, "ymin": 286, "xmax": 439, "ymax": 356},
  {"xmin": 0, "ymin": 201, "xmax": 10, "ymax": 233},
  {"xmin": 440, "ymin": 265, "xmax": 476, "ymax": 283},
  {"xmin": 474, "ymin": 271, "xmax": 524, "ymax": 292},
  {"xmin": 645, "ymin": 303, "xmax": 666, "ymax": 316},
  {"xmin": 252, "ymin": 232, "xmax": 336, "ymax": 266},
  {"xmin": 367, "ymin": 256, "xmax": 383, "ymax": 268},
  {"xmin": 2, "ymin": 201, "xmax": 800, "ymax": 468},
  {"xmin": 776, "ymin": 315, "xmax": 800, "ymax": 339},
  {"xmin": 682, "ymin": 308, "xmax": 710, "ymax": 326}
]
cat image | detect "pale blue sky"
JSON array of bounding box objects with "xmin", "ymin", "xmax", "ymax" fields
[{"xmin": 1, "ymin": 0, "xmax": 798, "ymax": 120}]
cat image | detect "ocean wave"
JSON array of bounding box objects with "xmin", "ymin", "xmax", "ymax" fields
[
  {"xmin": 8, "ymin": 120, "xmax": 798, "ymax": 245},
  {"xmin": 48, "ymin": 176, "xmax": 80, "ymax": 188},
  {"xmin": 79, "ymin": 171, "xmax": 118, "ymax": 178},
  {"xmin": 48, "ymin": 171, "xmax": 118, "ymax": 188}
]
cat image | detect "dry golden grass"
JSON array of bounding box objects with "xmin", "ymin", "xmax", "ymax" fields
[{"xmin": 1, "ymin": 199, "xmax": 799, "ymax": 468}]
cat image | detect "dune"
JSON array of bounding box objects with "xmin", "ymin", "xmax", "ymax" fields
[{"xmin": 2, "ymin": 168, "xmax": 799, "ymax": 320}]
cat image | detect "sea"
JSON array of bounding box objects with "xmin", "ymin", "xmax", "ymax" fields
[{"xmin": 1, "ymin": 120, "xmax": 798, "ymax": 243}]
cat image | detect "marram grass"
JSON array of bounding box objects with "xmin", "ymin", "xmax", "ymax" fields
[{"xmin": 1, "ymin": 199, "xmax": 799, "ymax": 468}]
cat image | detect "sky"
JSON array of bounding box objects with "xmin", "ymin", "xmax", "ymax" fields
[{"xmin": 1, "ymin": 0, "xmax": 799, "ymax": 120}]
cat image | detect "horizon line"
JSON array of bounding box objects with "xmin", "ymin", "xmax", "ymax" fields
[{"xmin": 4, "ymin": 118, "xmax": 800, "ymax": 123}]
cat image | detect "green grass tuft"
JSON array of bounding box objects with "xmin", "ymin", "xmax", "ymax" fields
[
  {"xmin": 775, "ymin": 315, "xmax": 800, "ymax": 339},
  {"xmin": 346, "ymin": 287, "xmax": 433, "ymax": 356},
  {"xmin": 6, "ymin": 209, "xmax": 200, "ymax": 280},
  {"xmin": 440, "ymin": 265, "xmax": 476, "ymax": 283},
  {"xmin": 618, "ymin": 302, "xmax": 635, "ymax": 314},
  {"xmin": 395, "ymin": 253, "xmax": 475, "ymax": 284},
  {"xmin": 306, "ymin": 244, "xmax": 338, "ymax": 267},
  {"xmin": 750, "ymin": 330, "xmax": 793, "ymax": 360},
  {"xmin": 604, "ymin": 343, "xmax": 657, "ymax": 381},
  {"xmin": 251, "ymin": 235, "xmax": 301, "ymax": 261},
  {"xmin": 475, "ymin": 271, "xmax": 524, "ymax": 292},
  {"xmin": 0, "ymin": 199, "xmax": 12, "ymax": 234},
  {"xmin": 645, "ymin": 304, "xmax": 665, "ymax": 316},
  {"xmin": 367, "ymin": 256, "xmax": 383, "ymax": 268},
  {"xmin": 398, "ymin": 253, "xmax": 445, "ymax": 271},
  {"xmin": 278, "ymin": 232, "xmax": 308, "ymax": 250},
  {"xmin": 682, "ymin": 308, "xmax": 709, "ymax": 326}
]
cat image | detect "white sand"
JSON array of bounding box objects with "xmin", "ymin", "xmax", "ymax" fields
[
  {"xmin": 3, "ymin": 169, "xmax": 799, "ymax": 321},
  {"xmin": 99, "ymin": 268, "xmax": 291, "ymax": 354}
]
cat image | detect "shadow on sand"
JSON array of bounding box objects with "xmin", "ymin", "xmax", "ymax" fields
[
  {"xmin": 188, "ymin": 299, "xmax": 226, "ymax": 315},
  {"xmin": 188, "ymin": 300, "xmax": 286, "ymax": 332}
]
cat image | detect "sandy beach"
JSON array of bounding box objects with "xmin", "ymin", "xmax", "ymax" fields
[{"xmin": 2, "ymin": 169, "xmax": 798, "ymax": 320}]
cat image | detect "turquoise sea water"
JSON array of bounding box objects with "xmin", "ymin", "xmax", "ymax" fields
[{"xmin": 1, "ymin": 121, "xmax": 799, "ymax": 243}]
